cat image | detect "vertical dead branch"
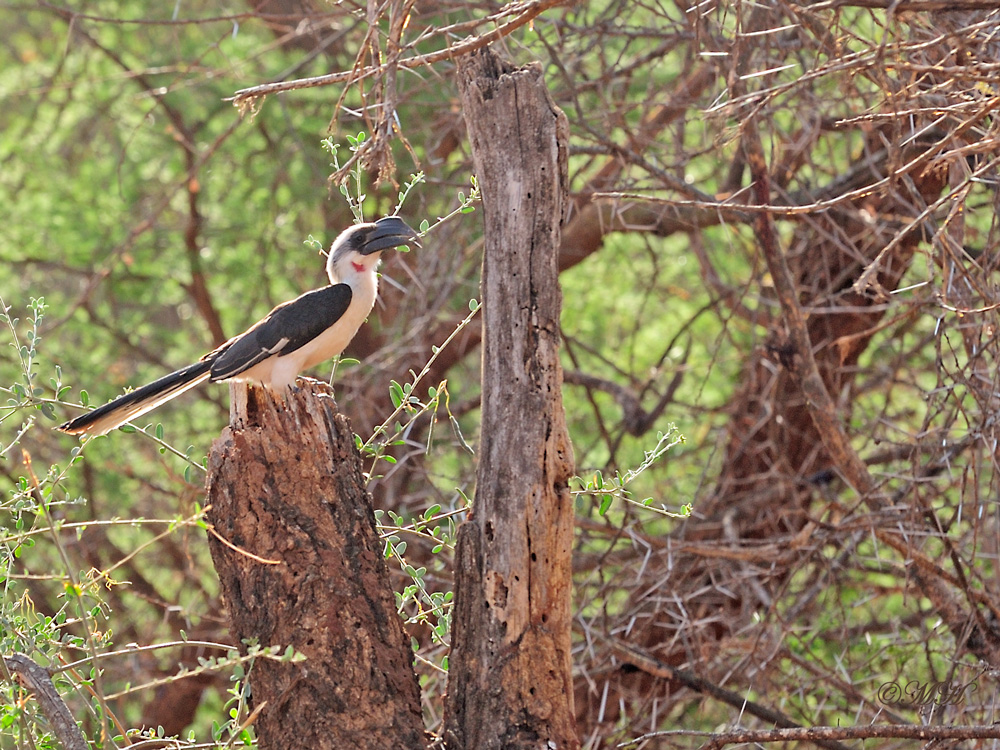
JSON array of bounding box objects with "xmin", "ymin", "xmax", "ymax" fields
[
  {"xmin": 444, "ymin": 48, "xmax": 577, "ymax": 750},
  {"xmin": 205, "ymin": 381, "xmax": 425, "ymax": 750}
]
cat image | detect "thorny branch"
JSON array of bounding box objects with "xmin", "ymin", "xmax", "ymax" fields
[{"xmin": 228, "ymin": 0, "xmax": 569, "ymax": 109}]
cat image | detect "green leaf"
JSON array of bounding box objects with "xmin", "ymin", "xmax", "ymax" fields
[{"xmin": 389, "ymin": 380, "xmax": 404, "ymax": 409}]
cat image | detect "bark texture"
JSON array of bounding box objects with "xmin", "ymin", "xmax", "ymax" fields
[
  {"xmin": 205, "ymin": 380, "xmax": 425, "ymax": 750},
  {"xmin": 443, "ymin": 48, "xmax": 578, "ymax": 750}
]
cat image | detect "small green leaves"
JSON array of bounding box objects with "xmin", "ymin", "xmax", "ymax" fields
[
  {"xmin": 303, "ymin": 234, "xmax": 324, "ymax": 253},
  {"xmin": 325, "ymin": 132, "xmax": 370, "ymax": 220},
  {"xmin": 572, "ymin": 428, "xmax": 686, "ymax": 518},
  {"xmin": 388, "ymin": 379, "xmax": 423, "ymax": 415},
  {"xmin": 395, "ymin": 171, "xmax": 425, "ymax": 215},
  {"xmin": 374, "ymin": 502, "xmax": 460, "ymax": 654}
]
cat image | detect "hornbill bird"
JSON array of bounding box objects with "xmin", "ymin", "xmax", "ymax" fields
[{"xmin": 58, "ymin": 216, "xmax": 421, "ymax": 436}]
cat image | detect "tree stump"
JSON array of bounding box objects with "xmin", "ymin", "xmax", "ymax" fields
[{"xmin": 205, "ymin": 380, "xmax": 425, "ymax": 750}]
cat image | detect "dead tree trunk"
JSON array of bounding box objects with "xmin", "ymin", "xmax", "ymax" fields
[
  {"xmin": 443, "ymin": 48, "xmax": 578, "ymax": 750},
  {"xmin": 205, "ymin": 380, "xmax": 425, "ymax": 750}
]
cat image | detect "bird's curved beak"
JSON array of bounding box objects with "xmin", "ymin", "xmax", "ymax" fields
[{"xmin": 360, "ymin": 216, "xmax": 422, "ymax": 255}]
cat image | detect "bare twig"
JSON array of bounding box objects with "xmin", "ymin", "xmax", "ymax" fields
[{"xmin": 228, "ymin": 0, "xmax": 569, "ymax": 108}]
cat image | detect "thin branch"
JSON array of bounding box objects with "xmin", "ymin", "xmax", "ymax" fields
[
  {"xmin": 229, "ymin": 0, "xmax": 569, "ymax": 108},
  {"xmin": 700, "ymin": 724, "xmax": 1000, "ymax": 750},
  {"xmin": 802, "ymin": 0, "xmax": 1000, "ymax": 10},
  {"xmin": 611, "ymin": 642, "xmax": 855, "ymax": 750},
  {"xmin": 3, "ymin": 654, "xmax": 86, "ymax": 750}
]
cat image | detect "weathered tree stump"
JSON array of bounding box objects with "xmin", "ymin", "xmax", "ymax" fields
[{"xmin": 206, "ymin": 379, "xmax": 425, "ymax": 750}]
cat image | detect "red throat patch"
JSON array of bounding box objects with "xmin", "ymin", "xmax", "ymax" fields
[{"xmin": 351, "ymin": 260, "xmax": 365, "ymax": 273}]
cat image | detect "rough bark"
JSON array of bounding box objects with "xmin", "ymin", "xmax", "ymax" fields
[
  {"xmin": 205, "ymin": 380, "xmax": 425, "ymax": 750},
  {"xmin": 443, "ymin": 48, "xmax": 578, "ymax": 750}
]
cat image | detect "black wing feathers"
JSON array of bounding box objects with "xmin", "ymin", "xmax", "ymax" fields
[{"xmin": 208, "ymin": 284, "xmax": 353, "ymax": 381}]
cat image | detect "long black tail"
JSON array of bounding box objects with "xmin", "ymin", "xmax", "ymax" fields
[{"xmin": 58, "ymin": 360, "xmax": 213, "ymax": 436}]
